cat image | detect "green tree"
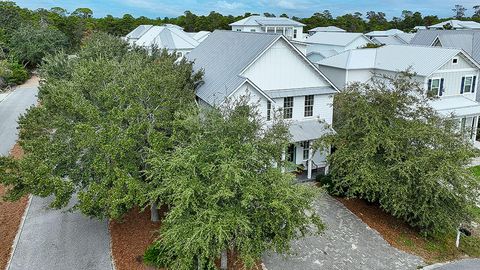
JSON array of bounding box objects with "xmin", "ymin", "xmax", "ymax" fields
[
  {"xmin": 319, "ymin": 73, "xmax": 479, "ymax": 235},
  {"xmin": 144, "ymin": 100, "xmax": 324, "ymax": 269},
  {"xmin": 72, "ymin": 7, "xmax": 93, "ymax": 18},
  {"xmin": 452, "ymin": 4, "xmax": 467, "ymax": 19},
  {"xmin": 8, "ymin": 25, "xmax": 68, "ymax": 66},
  {"xmin": 0, "ymin": 33, "xmax": 202, "ymax": 221}
]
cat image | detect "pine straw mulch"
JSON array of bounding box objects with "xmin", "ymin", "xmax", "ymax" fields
[
  {"xmin": 336, "ymin": 197, "xmax": 480, "ymax": 264},
  {"xmin": 109, "ymin": 206, "xmax": 263, "ymax": 270},
  {"xmin": 0, "ymin": 144, "xmax": 28, "ymax": 270}
]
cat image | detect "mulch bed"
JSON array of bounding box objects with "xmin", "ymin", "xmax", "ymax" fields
[
  {"xmin": 0, "ymin": 144, "xmax": 28, "ymax": 270},
  {"xmin": 336, "ymin": 197, "xmax": 462, "ymax": 263},
  {"xmin": 109, "ymin": 207, "xmax": 164, "ymax": 270}
]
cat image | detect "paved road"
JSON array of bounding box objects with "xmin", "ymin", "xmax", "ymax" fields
[
  {"xmin": 263, "ymin": 190, "xmax": 424, "ymax": 270},
  {"xmin": 0, "ymin": 86, "xmax": 38, "ymax": 156},
  {"xmin": 425, "ymin": 259, "xmax": 480, "ymax": 270},
  {"xmin": 1, "ymin": 82, "xmax": 114, "ymax": 270}
]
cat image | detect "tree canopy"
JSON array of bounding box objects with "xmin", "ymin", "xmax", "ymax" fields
[
  {"xmin": 144, "ymin": 99, "xmax": 324, "ymax": 269},
  {"xmin": 0, "ymin": 32, "xmax": 202, "ymax": 220},
  {"xmin": 319, "ymin": 73, "xmax": 480, "ymax": 235}
]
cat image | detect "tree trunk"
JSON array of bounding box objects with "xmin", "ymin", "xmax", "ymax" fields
[
  {"xmin": 220, "ymin": 250, "xmax": 228, "ymax": 270},
  {"xmin": 150, "ymin": 201, "xmax": 160, "ymax": 222}
]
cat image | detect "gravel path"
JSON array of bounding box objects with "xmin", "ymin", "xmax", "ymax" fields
[{"xmin": 263, "ymin": 191, "xmax": 424, "ymax": 270}]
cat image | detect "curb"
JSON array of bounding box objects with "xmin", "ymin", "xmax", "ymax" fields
[
  {"xmin": 0, "ymin": 91, "xmax": 12, "ymax": 104},
  {"xmin": 6, "ymin": 194, "xmax": 33, "ymax": 270},
  {"xmin": 108, "ymin": 221, "xmax": 117, "ymax": 270}
]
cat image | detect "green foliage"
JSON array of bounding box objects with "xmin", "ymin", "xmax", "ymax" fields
[
  {"xmin": 319, "ymin": 73, "xmax": 480, "ymax": 235},
  {"xmin": 0, "ymin": 32, "xmax": 202, "ymax": 220},
  {"xmin": 8, "ymin": 25, "xmax": 68, "ymax": 66},
  {"xmin": 5, "ymin": 61, "xmax": 28, "ymax": 85},
  {"xmin": 144, "ymin": 100, "xmax": 324, "ymax": 269}
]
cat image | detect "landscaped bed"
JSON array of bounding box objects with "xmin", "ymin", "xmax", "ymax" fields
[
  {"xmin": 0, "ymin": 144, "xmax": 28, "ymax": 270},
  {"xmin": 336, "ymin": 196, "xmax": 480, "ymax": 264}
]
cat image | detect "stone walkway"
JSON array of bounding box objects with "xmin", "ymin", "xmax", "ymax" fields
[{"xmin": 263, "ymin": 191, "xmax": 424, "ymax": 270}]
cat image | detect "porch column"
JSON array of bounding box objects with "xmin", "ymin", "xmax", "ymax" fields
[
  {"xmin": 307, "ymin": 143, "xmax": 313, "ymax": 180},
  {"xmin": 281, "ymin": 150, "xmax": 286, "ymax": 173}
]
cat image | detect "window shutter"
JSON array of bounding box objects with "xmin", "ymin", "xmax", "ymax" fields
[
  {"xmin": 473, "ymin": 76, "xmax": 477, "ymax": 93},
  {"xmin": 440, "ymin": 78, "xmax": 444, "ymax": 96},
  {"xmin": 461, "ymin": 77, "xmax": 465, "ymax": 94},
  {"xmin": 428, "ymin": 79, "xmax": 432, "ymax": 91}
]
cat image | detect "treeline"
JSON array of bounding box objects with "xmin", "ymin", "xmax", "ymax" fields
[{"xmin": 2, "ymin": 0, "xmax": 480, "ymax": 84}]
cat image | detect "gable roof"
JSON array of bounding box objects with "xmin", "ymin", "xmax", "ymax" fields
[
  {"xmin": 429, "ymin": 20, "xmax": 480, "ymax": 29},
  {"xmin": 372, "ymin": 33, "xmax": 415, "ymax": 45},
  {"xmin": 365, "ymin": 29, "xmax": 404, "ymax": 37},
  {"xmin": 317, "ymin": 45, "xmax": 472, "ymax": 77},
  {"xmin": 125, "ymin": 25, "xmax": 153, "ymax": 40},
  {"xmin": 309, "ymin": 26, "xmax": 346, "ymax": 33},
  {"xmin": 134, "ymin": 25, "xmax": 199, "ymax": 50},
  {"xmin": 229, "ymin": 16, "xmax": 305, "ymax": 27},
  {"xmin": 410, "ymin": 30, "xmax": 480, "ymax": 63},
  {"xmin": 188, "ymin": 31, "xmax": 211, "ymax": 43},
  {"xmin": 305, "ymin": 32, "xmax": 369, "ymax": 46},
  {"xmin": 186, "ymin": 31, "xmax": 282, "ymax": 105}
]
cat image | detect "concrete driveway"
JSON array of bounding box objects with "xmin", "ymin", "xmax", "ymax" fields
[
  {"xmin": 263, "ymin": 191, "xmax": 424, "ymax": 270},
  {"xmin": 425, "ymin": 259, "xmax": 480, "ymax": 270},
  {"xmin": 1, "ymin": 81, "xmax": 114, "ymax": 270}
]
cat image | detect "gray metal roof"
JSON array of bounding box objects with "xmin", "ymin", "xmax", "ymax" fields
[
  {"xmin": 429, "ymin": 20, "xmax": 480, "ymax": 30},
  {"xmin": 305, "ymin": 32, "xmax": 369, "ymax": 46},
  {"xmin": 229, "ymin": 16, "xmax": 305, "ymax": 27},
  {"xmin": 309, "ymin": 26, "xmax": 346, "ymax": 33},
  {"xmin": 125, "ymin": 25, "xmax": 153, "ymax": 39},
  {"xmin": 266, "ymin": 86, "xmax": 336, "ymax": 98},
  {"xmin": 288, "ymin": 119, "xmax": 333, "ymax": 142},
  {"xmin": 410, "ymin": 30, "xmax": 480, "ymax": 63},
  {"xmin": 317, "ymin": 45, "xmax": 464, "ymax": 76},
  {"xmin": 365, "ymin": 29, "xmax": 404, "ymax": 37},
  {"xmin": 134, "ymin": 25, "xmax": 199, "ymax": 50},
  {"xmin": 186, "ymin": 30, "xmax": 281, "ymax": 105},
  {"xmin": 429, "ymin": 95, "xmax": 480, "ymax": 117}
]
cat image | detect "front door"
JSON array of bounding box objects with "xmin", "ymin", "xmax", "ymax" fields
[{"xmin": 287, "ymin": 144, "xmax": 296, "ymax": 163}]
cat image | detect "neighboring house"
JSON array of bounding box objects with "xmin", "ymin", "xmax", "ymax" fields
[
  {"xmin": 365, "ymin": 29, "xmax": 405, "ymax": 40},
  {"xmin": 317, "ymin": 45, "xmax": 480, "ymax": 142},
  {"xmin": 414, "ymin": 26, "xmax": 427, "ymax": 31},
  {"xmin": 186, "ymin": 30, "xmax": 338, "ymax": 178},
  {"xmin": 125, "ymin": 24, "xmax": 200, "ymax": 57},
  {"xmin": 187, "ymin": 31, "xmax": 211, "ymax": 43},
  {"xmin": 229, "ymin": 15, "xmax": 306, "ymax": 41},
  {"xmin": 371, "ymin": 33, "xmax": 415, "ymax": 45},
  {"xmin": 308, "ymin": 26, "xmax": 346, "ymax": 35},
  {"xmin": 410, "ymin": 30, "xmax": 480, "ymax": 65},
  {"xmin": 428, "ymin": 20, "xmax": 480, "ymax": 30},
  {"xmin": 304, "ymin": 32, "xmax": 371, "ymax": 62}
]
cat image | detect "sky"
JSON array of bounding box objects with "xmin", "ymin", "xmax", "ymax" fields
[{"xmin": 12, "ymin": 0, "xmax": 480, "ymax": 19}]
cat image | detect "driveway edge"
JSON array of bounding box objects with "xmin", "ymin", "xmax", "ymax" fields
[{"xmin": 6, "ymin": 195, "xmax": 32, "ymax": 270}]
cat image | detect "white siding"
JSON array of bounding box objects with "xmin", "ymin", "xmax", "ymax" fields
[
  {"xmin": 317, "ymin": 65, "xmax": 347, "ymax": 90},
  {"xmin": 229, "ymin": 82, "xmax": 269, "ymax": 120},
  {"xmin": 242, "ymin": 38, "xmax": 329, "ymax": 90}
]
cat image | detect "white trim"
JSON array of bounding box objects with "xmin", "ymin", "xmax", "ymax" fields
[
  {"xmin": 462, "ymin": 75, "xmax": 476, "ymax": 94},
  {"xmin": 432, "ymin": 68, "xmax": 479, "ymax": 74},
  {"xmin": 426, "ymin": 51, "xmax": 480, "ymax": 78},
  {"xmin": 429, "ymin": 77, "xmax": 442, "ymax": 96},
  {"xmin": 227, "ymin": 79, "xmax": 276, "ymax": 104}
]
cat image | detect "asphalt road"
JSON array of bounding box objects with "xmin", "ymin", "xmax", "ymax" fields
[
  {"xmin": 426, "ymin": 259, "xmax": 480, "ymax": 270},
  {"xmin": 1, "ymin": 82, "xmax": 114, "ymax": 270},
  {"xmin": 0, "ymin": 85, "xmax": 38, "ymax": 156}
]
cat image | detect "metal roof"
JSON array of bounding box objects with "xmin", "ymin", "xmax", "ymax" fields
[
  {"xmin": 288, "ymin": 119, "xmax": 333, "ymax": 142},
  {"xmin": 309, "ymin": 26, "xmax": 346, "ymax": 33},
  {"xmin": 185, "ymin": 30, "xmax": 281, "ymax": 105},
  {"xmin": 188, "ymin": 31, "xmax": 211, "ymax": 43},
  {"xmin": 317, "ymin": 45, "xmax": 464, "ymax": 76},
  {"xmin": 429, "ymin": 95, "xmax": 480, "ymax": 117},
  {"xmin": 229, "ymin": 16, "xmax": 305, "ymax": 27},
  {"xmin": 365, "ymin": 29, "xmax": 404, "ymax": 37},
  {"xmin": 134, "ymin": 25, "xmax": 199, "ymax": 50},
  {"xmin": 410, "ymin": 30, "xmax": 480, "ymax": 63},
  {"xmin": 372, "ymin": 36, "xmax": 406, "ymax": 45},
  {"xmin": 125, "ymin": 25, "xmax": 153, "ymax": 39},
  {"xmin": 429, "ymin": 20, "xmax": 480, "ymax": 30},
  {"xmin": 305, "ymin": 32, "xmax": 369, "ymax": 46}
]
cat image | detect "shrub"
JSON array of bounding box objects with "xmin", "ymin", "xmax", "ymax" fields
[{"xmin": 6, "ymin": 61, "xmax": 28, "ymax": 85}]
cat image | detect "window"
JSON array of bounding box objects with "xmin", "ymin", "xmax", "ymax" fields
[
  {"xmin": 301, "ymin": 141, "xmax": 310, "ymax": 160},
  {"xmin": 453, "ymin": 58, "xmax": 458, "ymax": 64},
  {"xmin": 176, "ymin": 51, "xmax": 183, "ymax": 57},
  {"xmin": 236, "ymin": 29, "xmax": 242, "ymax": 32},
  {"xmin": 283, "ymin": 97, "xmax": 293, "ymax": 119},
  {"xmin": 428, "ymin": 78, "xmax": 442, "ymax": 97},
  {"xmin": 293, "ymin": 29, "xmax": 297, "ymax": 39},
  {"xmin": 250, "ymin": 29, "xmax": 256, "ymax": 32},
  {"xmin": 462, "ymin": 76, "xmax": 475, "ymax": 93},
  {"xmin": 266, "ymin": 101, "xmax": 272, "ymax": 121},
  {"xmin": 304, "ymin": 95, "xmax": 314, "ymax": 117},
  {"xmin": 461, "ymin": 117, "xmax": 467, "ymax": 132}
]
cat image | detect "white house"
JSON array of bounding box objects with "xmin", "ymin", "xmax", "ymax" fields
[
  {"xmin": 186, "ymin": 30, "xmax": 338, "ymax": 178},
  {"xmin": 317, "ymin": 45, "xmax": 480, "ymax": 142},
  {"xmin": 371, "ymin": 33, "xmax": 415, "ymax": 45},
  {"xmin": 304, "ymin": 32, "xmax": 371, "ymax": 62},
  {"xmin": 125, "ymin": 24, "xmax": 200, "ymax": 57},
  {"xmin": 229, "ymin": 16, "xmax": 306, "ymax": 41},
  {"xmin": 428, "ymin": 20, "xmax": 480, "ymax": 30},
  {"xmin": 308, "ymin": 26, "xmax": 346, "ymax": 35}
]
